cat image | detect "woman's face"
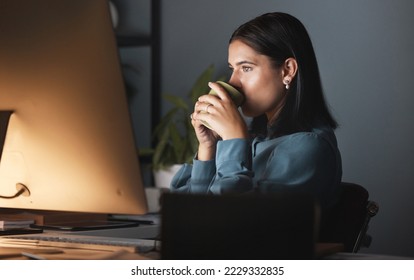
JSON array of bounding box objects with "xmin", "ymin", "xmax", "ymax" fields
[{"xmin": 228, "ymin": 39, "xmax": 286, "ymax": 120}]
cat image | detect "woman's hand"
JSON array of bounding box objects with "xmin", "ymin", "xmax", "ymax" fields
[
  {"xmin": 190, "ymin": 103, "xmax": 219, "ymax": 161},
  {"xmin": 191, "ymin": 82, "xmax": 248, "ymax": 160}
]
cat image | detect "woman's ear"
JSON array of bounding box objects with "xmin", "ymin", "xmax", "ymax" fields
[
  {"xmin": 282, "ymin": 57, "xmax": 298, "ymax": 90},
  {"xmin": 282, "ymin": 57, "xmax": 298, "ymax": 79}
]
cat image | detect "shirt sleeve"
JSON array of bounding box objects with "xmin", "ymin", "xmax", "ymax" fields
[{"xmin": 170, "ymin": 138, "xmax": 254, "ymax": 194}]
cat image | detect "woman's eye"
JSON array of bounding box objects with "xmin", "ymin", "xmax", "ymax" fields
[{"xmin": 242, "ymin": 66, "xmax": 252, "ymax": 72}]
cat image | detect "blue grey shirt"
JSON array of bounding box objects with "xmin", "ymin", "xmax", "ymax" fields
[{"xmin": 171, "ymin": 125, "xmax": 342, "ymax": 210}]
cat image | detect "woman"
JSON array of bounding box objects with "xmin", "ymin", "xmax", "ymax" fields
[{"xmin": 171, "ymin": 12, "xmax": 342, "ymax": 212}]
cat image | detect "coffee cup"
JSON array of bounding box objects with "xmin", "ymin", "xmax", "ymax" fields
[
  {"xmin": 201, "ymin": 81, "xmax": 244, "ymax": 129},
  {"xmin": 208, "ymin": 81, "xmax": 244, "ymax": 107}
]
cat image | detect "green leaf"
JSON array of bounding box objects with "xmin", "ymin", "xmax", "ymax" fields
[
  {"xmin": 152, "ymin": 107, "xmax": 179, "ymax": 139},
  {"xmin": 169, "ymin": 124, "xmax": 184, "ymax": 162},
  {"xmin": 152, "ymin": 126, "xmax": 171, "ymax": 169},
  {"xmin": 138, "ymin": 147, "xmax": 154, "ymax": 157},
  {"xmin": 189, "ymin": 64, "xmax": 215, "ymax": 104},
  {"xmin": 164, "ymin": 94, "xmax": 189, "ymax": 111}
]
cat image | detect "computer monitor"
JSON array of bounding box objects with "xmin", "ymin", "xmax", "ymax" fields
[{"xmin": 0, "ymin": 0, "xmax": 148, "ymax": 214}]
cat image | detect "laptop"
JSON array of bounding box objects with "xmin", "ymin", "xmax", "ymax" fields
[{"xmin": 161, "ymin": 192, "xmax": 320, "ymax": 260}]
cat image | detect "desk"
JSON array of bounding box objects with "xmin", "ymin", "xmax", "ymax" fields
[
  {"xmin": 0, "ymin": 214, "xmax": 345, "ymax": 260},
  {"xmin": 0, "ymin": 240, "xmax": 343, "ymax": 260}
]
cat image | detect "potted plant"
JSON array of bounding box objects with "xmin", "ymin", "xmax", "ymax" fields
[{"xmin": 148, "ymin": 65, "xmax": 224, "ymax": 187}]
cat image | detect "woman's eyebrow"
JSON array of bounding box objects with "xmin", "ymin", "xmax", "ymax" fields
[{"xmin": 228, "ymin": 60, "xmax": 257, "ymax": 67}]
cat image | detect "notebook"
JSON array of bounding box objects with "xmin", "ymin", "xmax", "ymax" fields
[{"xmin": 161, "ymin": 192, "xmax": 320, "ymax": 260}]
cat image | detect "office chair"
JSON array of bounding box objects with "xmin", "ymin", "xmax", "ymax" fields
[{"xmin": 319, "ymin": 182, "xmax": 379, "ymax": 253}]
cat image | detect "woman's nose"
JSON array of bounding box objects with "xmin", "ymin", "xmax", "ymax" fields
[{"xmin": 228, "ymin": 73, "xmax": 241, "ymax": 89}]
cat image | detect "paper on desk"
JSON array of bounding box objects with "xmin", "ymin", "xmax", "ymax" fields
[
  {"xmin": 0, "ymin": 248, "xmax": 63, "ymax": 260},
  {"xmin": 0, "ymin": 238, "xmax": 40, "ymax": 249}
]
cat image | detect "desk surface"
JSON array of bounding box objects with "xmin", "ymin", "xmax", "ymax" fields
[
  {"xmin": 0, "ymin": 222, "xmax": 345, "ymax": 260},
  {"xmin": 0, "ymin": 240, "xmax": 342, "ymax": 260}
]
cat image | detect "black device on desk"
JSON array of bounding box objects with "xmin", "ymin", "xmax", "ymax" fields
[
  {"xmin": 0, "ymin": 228, "xmax": 43, "ymax": 236},
  {"xmin": 30, "ymin": 220, "xmax": 139, "ymax": 232},
  {"xmin": 161, "ymin": 192, "xmax": 319, "ymax": 260}
]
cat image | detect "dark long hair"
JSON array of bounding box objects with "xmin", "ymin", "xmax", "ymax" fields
[{"xmin": 230, "ymin": 12, "xmax": 338, "ymax": 138}]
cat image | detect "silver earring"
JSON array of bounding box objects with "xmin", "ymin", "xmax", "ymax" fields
[{"xmin": 284, "ymin": 79, "xmax": 290, "ymax": 90}]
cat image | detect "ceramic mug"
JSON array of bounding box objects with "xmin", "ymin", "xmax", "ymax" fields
[{"xmin": 201, "ymin": 81, "xmax": 244, "ymax": 130}]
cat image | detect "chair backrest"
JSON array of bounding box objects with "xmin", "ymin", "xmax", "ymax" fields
[
  {"xmin": 161, "ymin": 192, "xmax": 319, "ymax": 259},
  {"xmin": 319, "ymin": 182, "xmax": 379, "ymax": 252}
]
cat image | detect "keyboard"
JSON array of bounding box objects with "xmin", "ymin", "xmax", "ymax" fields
[{"xmin": 0, "ymin": 233, "xmax": 159, "ymax": 253}]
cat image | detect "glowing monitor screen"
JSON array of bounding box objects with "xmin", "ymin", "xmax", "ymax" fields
[{"xmin": 0, "ymin": 0, "xmax": 148, "ymax": 214}]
